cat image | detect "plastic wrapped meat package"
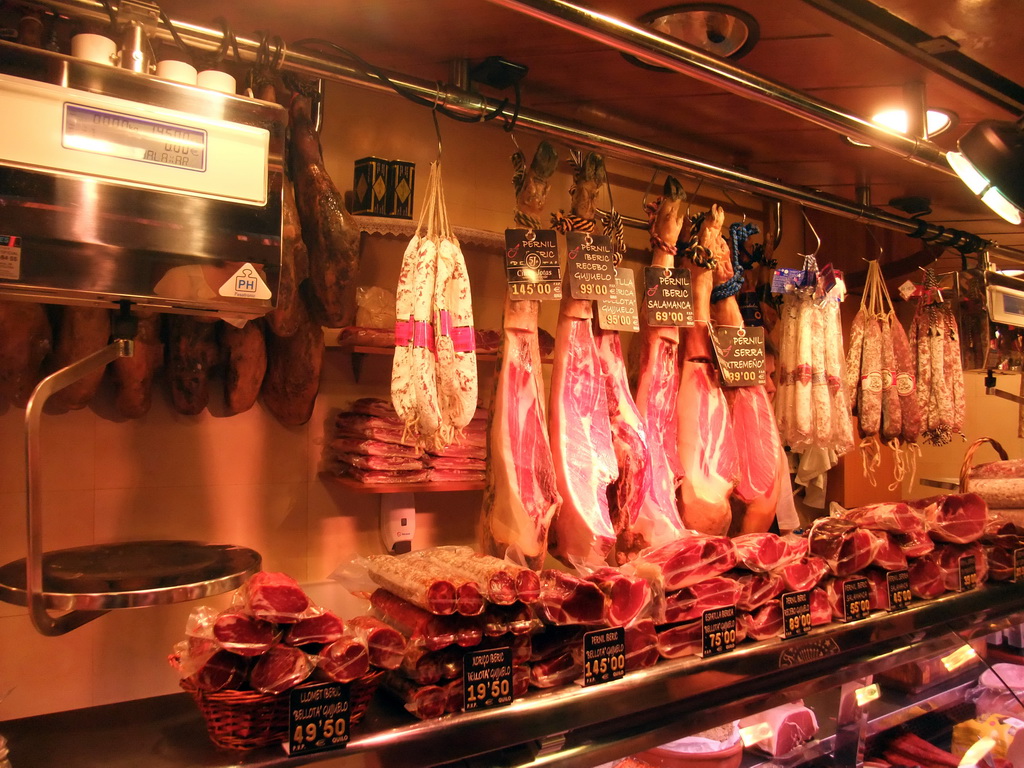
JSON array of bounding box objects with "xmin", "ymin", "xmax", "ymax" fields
[
  {"xmin": 633, "ymin": 723, "xmax": 742, "ymax": 767},
  {"xmin": 739, "ymin": 702, "xmax": 818, "ymax": 757}
]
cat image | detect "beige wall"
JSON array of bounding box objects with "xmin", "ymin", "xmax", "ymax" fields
[{"xmin": 0, "ymin": 79, "xmax": 1007, "ymax": 723}]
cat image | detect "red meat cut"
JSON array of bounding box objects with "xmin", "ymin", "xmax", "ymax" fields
[
  {"xmin": 910, "ymin": 493, "xmax": 988, "ymax": 544},
  {"xmin": 868, "ymin": 530, "xmax": 909, "ymax": 571},
  {"xmin": 249, "ymin": 645, "xmax": 315, "ymax": 694},
  {"xmin": 740, "ymin": 601, "xmax": 783, "ymax": 641},
  {"xmin": 244, "ymin": 571, "xmax": 311, "ymax": 623},
  {"xmin": 659, "ymin": 577, "xmax": 742, "ymax": 624},
  {"xmin": 624, "ymin": 618, "xmax": 660, "ymax": 671},
  {"xmin": 734, "ymin": 570, "xmax": 786, "ymax": 611},
  {"xmin": 808, "ymin": 518, "xmax": 878, "ymax": 576},
  {"xmin": 630, "ymin": 534, "xmax": 737, "ymax": 591},
  {"xmin": 347, "ymin": 615, "xmax": 407, "ymax": 669},
  {"xmin": 537, "ymin": 569, "xmax": 607, "ymax": 626},
  {"xmin": 212, "ymin": 608, "xmax": 279, "ymax": 656},
  {"xmin": 908, "ymin": 555, "xmax": 946, "ymax": 599},
  {"xmin": 285, "ymin": 610, "xmax": 345, "ymax": 648},
  {"xmin": 732, "ymin": 532, "xmax": 805, "ymax": 573},
  {"xmin": 586, "ymin": 567, "xmax": 652, "ymax": 627},
  {"xmin": 318, "ymin": 635, "xmax": 371, "ymax": 683},
  {"xmin": 779, "ymin": 556, "xmax": 829, "ymax": 592}
]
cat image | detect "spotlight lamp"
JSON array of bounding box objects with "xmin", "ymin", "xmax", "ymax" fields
[{"xmin": 948, "ymin": 117, "xmax": 1024, "ymax": 226}]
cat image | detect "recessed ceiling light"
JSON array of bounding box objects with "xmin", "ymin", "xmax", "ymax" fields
[
  {"xmin": 846, "ymin": 108, "xmax": 956, "ymax": 146},
  {"xmin": 623, "ymin": 4, "xmax": 760, "ymax": 71}
]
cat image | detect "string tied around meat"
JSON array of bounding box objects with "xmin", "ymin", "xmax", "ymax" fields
[
  {"xmin": 551, "ymin": 210, "xmax": 595, "ymax": 234},
  {"xmin": 678, "ymin": 211, "xmax": 717, "ymax": 270},
  {"xmin": 712, "ymin": 221, "xmax": 756, "ymax": 303}
]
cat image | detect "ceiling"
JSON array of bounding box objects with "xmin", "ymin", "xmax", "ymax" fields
[{"xmin": 32, "ymin": 0, "xmax": 1024, "ymax": 255}]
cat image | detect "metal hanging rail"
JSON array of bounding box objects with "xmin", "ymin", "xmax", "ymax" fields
[
  {"xmin": 484, "ymin": 0, "xmax": 953, "ymax": 176},
  {"xmin": 34, "ymin": 0, "xmax": 1024, "ymax": 262}
]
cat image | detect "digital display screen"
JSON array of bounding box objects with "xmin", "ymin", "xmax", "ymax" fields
[
  {"xmin": 63, "ymin": 103, "xmax": 206, "ymax": 171},
  {"xmin": 1003, "ymin": 292, "xmax": 1024, "ymax": 317}
]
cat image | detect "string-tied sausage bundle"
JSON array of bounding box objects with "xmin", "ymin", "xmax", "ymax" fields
[
  {"xmin": 907, "ymin": 269, "xmax": 965, "ymax": 447},
  {"xmin": 844, "ymin": 259, "xmax": 922, "ymax": 488},
  {"xmin": 391, "ymin": 161, "xmax": 478, "ymax": 450},
  {"xmin": 774, "ymin": 255, "xmax": 855, "ymax": 460}
]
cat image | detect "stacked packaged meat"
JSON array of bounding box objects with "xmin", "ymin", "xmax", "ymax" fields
[{"xmin": 324, "ymin": 397, "xmax": 487, "ymax": 484}]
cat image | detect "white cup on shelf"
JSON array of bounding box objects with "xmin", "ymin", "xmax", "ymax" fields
[
  {"xmin": 197, "ymin": 69, "xmax": 236, "ymax": 95},
  {"xmin": 70, "ymin": 33, "xmax": 116, "ymax": 66},
  {"xmin": 155, "ymin": 59, "xmax": 198, "ymax": 85}
]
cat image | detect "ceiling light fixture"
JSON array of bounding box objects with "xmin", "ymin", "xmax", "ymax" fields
[
  {"xmin": 948, "ymin": 118, "xmax": 1024, "ymax": 226},
  {"xmin": 623, "ymin": 4, "xmax": 759, "ymax": 71},
  {"xmin": 846, "ymin": 108, "xmax": 955, "ymax": 147}
]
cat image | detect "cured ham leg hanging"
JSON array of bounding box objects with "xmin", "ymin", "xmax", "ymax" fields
[
  {"xmin": 677, "ymin": 205, "xmax": 739, "ymax": 536},
  {"xmin": 709, "ymin": 220, "xmax": 786, "ymax": 534},
  {"xmin": 481, "ymin": 140, "xmax": 561, "ymax": 569},
  {"xmin": 548, "ymin": 152, "xmax": 619, "ymax": 566}
]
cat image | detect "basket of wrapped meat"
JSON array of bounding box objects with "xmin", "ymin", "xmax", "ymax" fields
[
  {"xmin": 960, "ymin": 437, "xmax": 1024, "ymax": 510},
  {"xmin": 178, "ymin": 668, "xmax": 384, "ymax": 751}
]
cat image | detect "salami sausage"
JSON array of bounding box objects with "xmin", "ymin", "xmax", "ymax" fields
[
  {"xmin": 890, "ymin": 318, "xmax": 922, "ymax": 443},
  {"xmin": 858, "ymin": 317, "xmax": 882, "ymax": 437},
  {"xmin": 879, "ymin": 315, "xmax": 902, "ymax": 442}
]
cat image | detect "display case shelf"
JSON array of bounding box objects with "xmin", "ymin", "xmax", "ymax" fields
[{"xmin": 5, "ymin": 583, "xmax": 1024, "ymax": 768}]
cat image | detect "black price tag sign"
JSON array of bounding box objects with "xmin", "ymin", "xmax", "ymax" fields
[
  {"xmin": 463, "ymin": 647, "xmax": 514, "ymax": 712},
  {"xmin": 597, "ymin": 267, "xmax": 640, "ymax": 332},
  {"xmin": 702, "ymin": 606, "xmax": 737, "ymax": 658},
  {"xmin": 583, "ymin": 627, "xmax": 626, "ymax": 686},
  {"xmin": 1014, "ymin": 548, "xmax": 1024, "ymax": 582},
  {"xmin": 287, "ymin": 682, "xmax": 350, "ymax": 756},
  {"xmin": 644, "ymin": 266, "xmax": 694, "ymax": 327},
  {"xmin": 842, "ymin": 578, "xmax": 871, "ymax": 623},
  {"xmin": 567, "ymin": 231, "xmax": 615, "ymax": 300},
  {"xmin": 709, "ymin": 325, "xmax": 766, "ymax": 387},
  {"xmin": 959, "ymin": 555, "xmax": 978, "ymax": 592},
  {"xmin": 504, "ymin": 229, "xmax": 562, "ymax": 301},
  {"xmin": 887, "ymin": 570, "xmax": 912, "ymax": 612},
  {"xmin": 781, "ymin": 591, "xmax": 811, "ymax": 639}
]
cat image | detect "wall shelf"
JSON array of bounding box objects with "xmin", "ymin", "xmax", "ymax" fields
[{"xmin": 324, "ymin": 474, "xmax": 486, "ymax": 494}]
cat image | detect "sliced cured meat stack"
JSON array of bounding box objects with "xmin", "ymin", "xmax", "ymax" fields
[
  {"xmin": 585, "ymin": 567, "xmax": 651, "ymax": 627},
  {"xmin": 984, "ymin": 530, "xmax": 1024, "ymax": 581},
  {"xmin": 630, "ymin": 534, "xmax": 736, "ymax": 590},
  {"xmin": 779, "ymin": 556, "xmax": 829, "ymax": 592},
  {"xmin": 409, "ymin": 546, "xmax": 537, "ymax": 606},
  {"xmin": 908, "ymin": 555, "xmax": 946, "ymax": 599},
  {"xmin": 595, "ymin": 327, "xmax": 652, "ymax": 542},
  {"xmin": 734, "ymin": 570, "xmax": 785, "ymax": 611},
  {"xmin": 625, "ymin": 177, "xmax": 689, "ymax": 559},
  {"xmin": 732, "ymin": 533, "xmax": 804, "ymax": 573},
  {"xmin": 712, "ymin": 220, "xmax": 787, "ymax": 534},
  {"xmin": 868, "ymin": 530, "xmax": 909, "ymax": 571},
  {"xmin": 909, "ymin": 493, "xmax": 989, "ymax": 544},
  {"xmin": 111, "ymin": 311, "xmax": 163, "ymax": 419},
  {"xmin": 0, "ymin": 301, "xmax": 51, "ymax": 408},
  {"xmin": 808, "ymin": 517, "xmax": 878, "ymax": 577},
  {"xmin": 739, "ymin": 703, "xmax": 819, "ymax": 757},
  {"xmin": 47, "ymin": 306, "xmax": 110, "ymax": 412},
  {"xmin": 369, "ymin": 589, "xmax": 460, "ymax": 652},
  {"xmin": 363, "ymin": 554, "xmax": 461, "ymax": 616},
  {"xmin": 482, "ymin": 298, "xmax": 560, "ymax": 568},
  {"xmin": 658, "ymin": 576, "xmax": 741, "ymax": 624},
  {"xmin": 934, "ymin": 542, "xmax": 989, "ymax": 590},
  {"xmin": 537, "ymin": 569, "xmax": 607, "ymax": 626},
  {"xmin": 482, "ymin": 140, "xmax": 561, "ymax": 569},
  {"xmin": 740, "ymin": 601, "xmax": 783, "ymax": 641},
  {"xmin": 220, "ymin": 319, "xmax": 267, "ymax": 415},
  {"xmin": 548, "ymin": 152, "xmax": 619, "ymax": 566},
  {"xmin": 289, "ymin": 95, "xmax": 360, "ymax": 327}
]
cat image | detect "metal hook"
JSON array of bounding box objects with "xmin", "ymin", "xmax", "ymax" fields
[
  {"xmin": 799, "ymin": 207, "xmax": 821, "ymax": 261},
  {"xmin": 721, "ymin": 188, "xmax": 746, "ymax": 222},
  {"xmin": 641, "ymin": 168, "xmax": 659, "ymax": 212},
  {"xmin": 509, "ymin": 129, "xmax": 522, "ymax": 156},
  {"xmin": 431, "ymin": 95, "xmax": 443, "ymax": 161},
  {"xmin": 865, "ymin": 225, "xmax": 885, "ymax": 260},
  {"xmin": 686, "ymin": 178, "xmax": 704, "ymax": 218}
]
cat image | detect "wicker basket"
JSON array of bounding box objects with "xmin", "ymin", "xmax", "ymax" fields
[{"xmin": 183, "ymin": 669, "xmax": 383, "ymax": 751}]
